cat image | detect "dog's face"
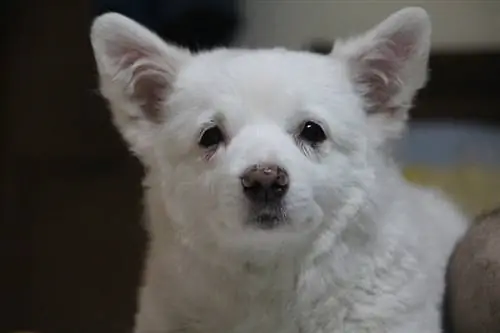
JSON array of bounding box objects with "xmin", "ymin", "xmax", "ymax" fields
[
  {"xmin": 91, "ymin": 8, "xmax": 430, "ymax": 252},
  {"xmin": 150, "ymin": 50, "xmax": 367, "ymax": 247}
]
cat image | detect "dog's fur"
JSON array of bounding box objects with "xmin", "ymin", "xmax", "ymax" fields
[
  {"xmin": 445, "ymin": 207, "xmax": 500, "ymax": 333},
  {"xmin": 91, "ymin": 7, "xmax": 468, "ymax": 333}
]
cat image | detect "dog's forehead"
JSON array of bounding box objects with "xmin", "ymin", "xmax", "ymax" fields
[{"xmin": 175, "ymin": 49, "xmax": 351, "ymax": 123}]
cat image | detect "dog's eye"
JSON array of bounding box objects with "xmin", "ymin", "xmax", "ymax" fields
[
  {"xmin": 299, "ymin": 121, "xmax": 327, "ymax": 144},
  {"xmin": 199, "ymin": 126, "xmax": 224, "ymax": 148}
]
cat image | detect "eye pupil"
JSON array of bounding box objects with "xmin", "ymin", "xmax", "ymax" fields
[
  {"xmin": 199, "ymin": 126, "xmax": 224, "ymax": 148},
  {"xmin": 299, "ymin": 121, "xmax": 326, "ymax": 144}
]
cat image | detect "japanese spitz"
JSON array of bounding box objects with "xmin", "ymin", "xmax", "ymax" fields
[{"xmin": 91, "ymin": 7, "xmax": 468, "ymax": 333}]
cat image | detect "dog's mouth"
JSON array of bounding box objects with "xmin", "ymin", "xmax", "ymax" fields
[{"xmin": 246, "ymin": 204, "xmax": 287, "ymax": 230}]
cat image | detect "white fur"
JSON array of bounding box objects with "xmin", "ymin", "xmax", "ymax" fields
[{"xmin": 91, "ymin": 7, "xmax": 468, "ymax": 333}]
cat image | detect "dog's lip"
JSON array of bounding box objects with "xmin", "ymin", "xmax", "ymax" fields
[{"xmin": 246, "ymin": 209, "xmax": 287, "ymax": 230}]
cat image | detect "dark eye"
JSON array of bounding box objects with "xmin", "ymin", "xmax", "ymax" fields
[
  {"xmin": 199, "ymin": 126, "xmax": 224, "ymax": 148},
  {"xmin": 299, "ymin": 121, "xmax": 327, "ymax": 144}
]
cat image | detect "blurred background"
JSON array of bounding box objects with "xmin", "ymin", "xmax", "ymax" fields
[{"xmin": 1, "ymin": 1, "xmax": 499, "ymax": 332}]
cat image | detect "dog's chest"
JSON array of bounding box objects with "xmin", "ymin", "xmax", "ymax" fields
[
  {"xmin": 175, "ymin": 282, "xmax": 356, "ymax": 333},
  {"xmin": 164, "ymin": 262, "xmax": 355, "ymax": 333},
  {"xmin": 168, "ymin": 274, "xmax": 301, "ymax": 333}
]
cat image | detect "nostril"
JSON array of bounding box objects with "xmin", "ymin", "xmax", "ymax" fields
[
  {"xmin": 275, "ymin": 169, "xmax": 289, "ymax": 187},
  {"xmin": 241, "ymin": 174, "xmax": 255, "ymax": 189}
]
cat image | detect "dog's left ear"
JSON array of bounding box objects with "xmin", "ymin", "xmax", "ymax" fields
[
  {"xmin": 333, "ymin": 7, "xmax": 431, "ymax": 141},
  {"xmin": 90, "ymin": 13, "xmax": 191, "ymax": 157}
]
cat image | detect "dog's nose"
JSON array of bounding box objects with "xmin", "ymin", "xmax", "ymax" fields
[{"xmin": 240, "ymin": 164, "xmax": 289, "ymax": 203}]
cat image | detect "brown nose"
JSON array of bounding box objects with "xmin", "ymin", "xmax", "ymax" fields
[{"xmin": 240, "ymin": 164, "xmax": 289, "ymax": 203}]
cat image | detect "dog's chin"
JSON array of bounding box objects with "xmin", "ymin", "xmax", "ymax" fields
[
  {"xmin": 211, "ymin": 210, "xmax": 321, "ymax": 265},
  {"xmin": 245, "ymin": 204, "xmax": 288, "ymax": 231},
  {"xmin": 208, "ymin": 200, "xmax": 323, "ymax": 260}
]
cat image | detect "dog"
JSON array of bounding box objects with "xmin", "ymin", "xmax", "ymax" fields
[
  {"xmin": 445, "ymin": 206, "xmax": 500, "ymax": 333},
  {"xmin": 90, "ymin": 7, "xmax": 468, "ymax": 333}
]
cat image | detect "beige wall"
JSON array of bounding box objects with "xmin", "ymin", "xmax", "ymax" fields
[{"xmin": 238, "ymin": 1, "xmax": 500, "ymax": 51}]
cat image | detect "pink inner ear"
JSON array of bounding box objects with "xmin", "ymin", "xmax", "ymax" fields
[
  {"xmin": 120, "ymin": 49, "xmax": 147, "ymax": 69},
  {"xmin": 356, "ymin": 30, "xmax": 418, "ymax": 114},
  {"xmin": 106, "ymin": 37, "xmax": 151, "ymax": 71},
  {"xmin": 107, "ymin": 41, "xmax": 170, "ymax": 122},
  {"xmin": 385, "ymin": 29, "xmax": 419, "ymax": 61},
  {"xmin": 131, "ymin": 64, "xmax": 169, "ymax": 122}
]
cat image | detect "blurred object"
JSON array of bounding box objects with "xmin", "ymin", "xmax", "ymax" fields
[
  {"xmin": 398, "ymin": 122, "xmax": 500, "ymax": 216},
  {"xmin": 305, "ymin": 39, "xmax": 333, "ymax": 55},
  {"xmin": 93, "ymin": 0, "xmax": 242, "ymax": 51},
  {"xmin": 240, "ymin": 2, "xmax": 500, "ymax": 51},
  {"xmin": 404, "ymin": 166, "xmax": 500, "ymax": 215},
  {"xmin": 445, "ymin": 206, "xmax": 500, "ymax": 333}
]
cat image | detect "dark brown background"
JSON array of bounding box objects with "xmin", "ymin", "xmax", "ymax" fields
[
  {"xmin": 1, "ymin": 1, "xmax": 499, "ymax": 332},
  {"xmin": 2, "ymin": 1, "xmax": 145, "ymax": 332}
]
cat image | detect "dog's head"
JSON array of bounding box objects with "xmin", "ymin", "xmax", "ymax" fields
[{"xmin": 91, "ymin": 8, "xmax": 431, "ymax": 254}]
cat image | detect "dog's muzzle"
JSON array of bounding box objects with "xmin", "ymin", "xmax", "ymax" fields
[{"xmin": 240, "ymin": 164, "xmax": 289, "ymax": 229}]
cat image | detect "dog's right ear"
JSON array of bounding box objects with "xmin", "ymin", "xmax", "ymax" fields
[
  {"xmin": 90, "ymin": 13, "xmax": 191, "ymax": 157},
  {"xmin": 332, "ymin": 7, "xmax": 431, "ymax": 144}
]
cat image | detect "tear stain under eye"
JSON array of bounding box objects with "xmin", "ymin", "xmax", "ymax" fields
[
  {"xmin": 203, "ymin": 148, "xmax": 218, "ymax": 161},
  {"xmin": 294, "ymin": 137, "xmax": 323, "ymax": 161}
]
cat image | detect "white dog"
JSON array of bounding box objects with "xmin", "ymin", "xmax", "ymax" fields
[{"xmin": 91, "ymin": 7, "xmax": 468, "ymax": 333}]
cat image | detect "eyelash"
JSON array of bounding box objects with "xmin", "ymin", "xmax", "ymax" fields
[{"xmin": 293, "ymin": 136, "xmax": 312, "ymax": 157}]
